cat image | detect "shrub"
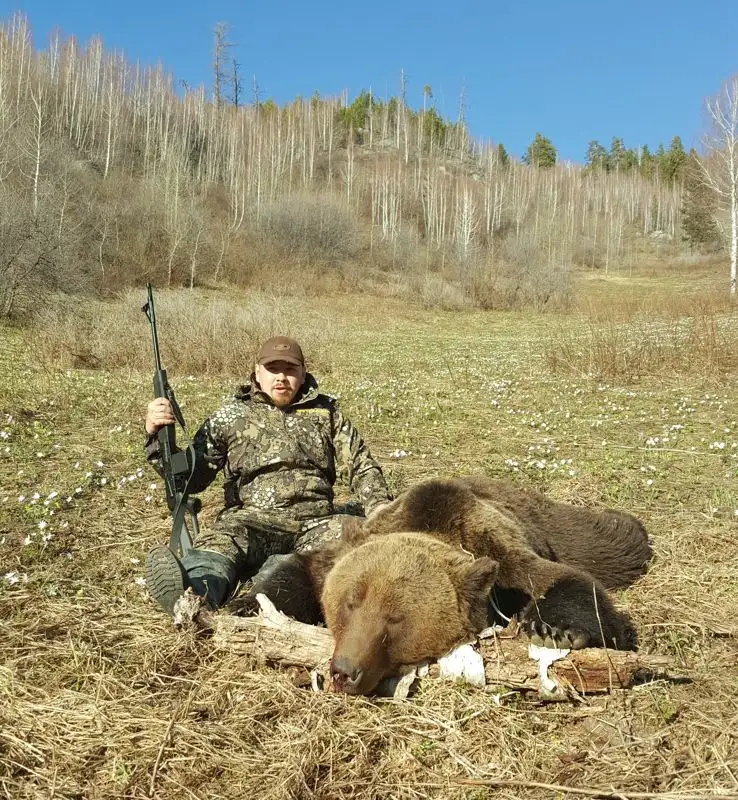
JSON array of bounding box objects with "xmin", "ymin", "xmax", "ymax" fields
[{"xmin": 259, "ymin": 193, "xmax": 360, "ymax": 265}]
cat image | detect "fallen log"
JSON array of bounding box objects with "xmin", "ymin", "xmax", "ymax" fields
[{"xmin": 182, "ymin": 593, "xmax": 690, "ymax": 700}]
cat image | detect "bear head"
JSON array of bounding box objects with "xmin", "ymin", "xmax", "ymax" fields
[{"xmin": 320, "ymin": 531, "xmax": 498, "ymax": 695}]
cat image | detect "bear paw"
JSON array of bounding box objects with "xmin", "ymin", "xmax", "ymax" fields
[
  {"xmin": 227, "ymin": 554, "xmax": 324, "ymax": 625},
  {"xmin": 523, "ymin": 619, "xmax": 591, "ymax": 650},
  {"xmin": 521, "ymin": 575, "xmax": 638, "ymax": 651},
  {"xmin": 225, "ymin": 591, "xmax": 261, "ymax": 617}
]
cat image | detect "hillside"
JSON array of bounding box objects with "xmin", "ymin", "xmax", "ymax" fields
[{"xmin": 0, "ymin": 13, "xmax": 704, "ymax": 322}]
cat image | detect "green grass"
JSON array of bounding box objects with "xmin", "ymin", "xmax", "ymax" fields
[{"xmin": 1, "ymin": 276, "xmax": 738, "ymax": 799}]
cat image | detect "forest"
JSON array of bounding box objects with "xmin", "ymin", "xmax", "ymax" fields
[{"xmin": 1, "ymin": 12, "xmax": 732, "ymax": 323}]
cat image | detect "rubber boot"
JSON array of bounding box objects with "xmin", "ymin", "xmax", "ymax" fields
[
  {"xmin": 182, "ymin": 549, "xmax": 236, "ymax": 609},
  {"xmin": 145, "ymin": 547, "xmax": 236, "ymax": 615},
  {"xmin": 145, "ymin": 546, "xmax": 189, "ymax": 615}
]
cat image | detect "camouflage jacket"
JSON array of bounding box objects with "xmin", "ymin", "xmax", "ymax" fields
[{"xmin": 145, "ymin": 374, "xmax": 390, "ymax": 526}]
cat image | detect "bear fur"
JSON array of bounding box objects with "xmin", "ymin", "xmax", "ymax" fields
[
  {"xmin": 321, "ymin": 530, "xmax": 499, "ymax": 694},
  {"xmin": 227, "ymin": 476, "xmax": 651, "ymax": 695}
]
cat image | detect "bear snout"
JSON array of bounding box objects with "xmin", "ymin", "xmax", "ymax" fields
[
  {"xmin": 329, "ymin": 629, "xmax": 391, "ymax": 695},
  {"xmin": 330, "ymin": 656, "xmax": 365, "ymax": 694}
]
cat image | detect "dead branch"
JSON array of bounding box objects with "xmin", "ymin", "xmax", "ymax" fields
[{"xmin": 199, "ymin": 595, "xmax": 688, "ymax": 700}]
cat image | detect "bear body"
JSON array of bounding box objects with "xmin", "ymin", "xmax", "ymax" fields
[{"xmin": 227, "ymin": 477, "xmax": 651, "ymax": 695}]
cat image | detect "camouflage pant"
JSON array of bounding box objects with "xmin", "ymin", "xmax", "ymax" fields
[{"xmin": 180, "ymin": 508, "xmax": 356, "ymax": 607}]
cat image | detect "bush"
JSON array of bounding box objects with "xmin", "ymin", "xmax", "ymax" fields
[
  {"xmin": 259, "ymin": 193, "xmax": 360, "ymax": 265},
  {"xmin": 0, "ymin": 177, "xmax": 89, "ymax": 321},
  {"xmin": 412, "ymin": 273, "xmax": 473, "ymax": 310},
  {"xmin": 480, "ymin": 233, "xmax": 574, "ymax": 310}
]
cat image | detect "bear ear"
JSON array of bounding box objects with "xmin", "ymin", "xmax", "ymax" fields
[
  {"xmin": 342, "ymin": 516, "xmax": 370, "ymax": 546},
  {"xmin": 461, "ymin": 556, "xmax": 499, "ymax": 599}
]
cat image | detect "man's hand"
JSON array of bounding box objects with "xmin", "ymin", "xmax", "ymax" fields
[{"xmin": 146, "ymin": 398, "xmax": 175, "ymax": 435}]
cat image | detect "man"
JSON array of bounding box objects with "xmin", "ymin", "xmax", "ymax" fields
[{"xmin": 144, "ymin": 335, "xmax": 391, "ymax": 615}]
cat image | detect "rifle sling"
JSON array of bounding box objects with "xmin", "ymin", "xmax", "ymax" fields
[{"xmin": 167, "ymin": 443, "xmax": 198, "ymax": 557}]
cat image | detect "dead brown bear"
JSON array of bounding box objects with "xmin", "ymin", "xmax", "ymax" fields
[
  {"xmin": 322, "ymin": 530, "xmax": 499, "ymax": 694},
  {"xmin": 228, "ymin": 476, "xmax": 651, "ymax": 695}
]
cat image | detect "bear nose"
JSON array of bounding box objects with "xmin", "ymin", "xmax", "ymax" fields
[{"xmin": 330, "ymin": 657, "xmax": 364, "ymax": 691}]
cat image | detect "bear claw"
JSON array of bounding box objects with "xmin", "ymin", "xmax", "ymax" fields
[{"xmin": 524, "ymin": 620, "xmax": 590, "ymax": 650}]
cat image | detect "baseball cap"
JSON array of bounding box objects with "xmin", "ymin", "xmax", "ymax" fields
[{"xmin": 256, "ymin": 336, "xmax": 305, "ymax": 366}]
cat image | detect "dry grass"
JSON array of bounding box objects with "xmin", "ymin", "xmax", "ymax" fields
[
  {"xmin": 544, "ymin": 266, "xmax": 738, "ymax": 381},
  {"xmin": 27, "ymin": 288, "xmax": 339, "ymax": 376},
  {"xmin": 543, "ymin": 310, "xmax": 738, "ymax": 381},
  {"xmin": 2, "ymin": 268, "xmax": 738, "ymax": 799}
]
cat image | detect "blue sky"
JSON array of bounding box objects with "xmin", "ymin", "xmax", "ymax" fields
[{"xmin": 9, "ymin": 0, "xmax": 738, "ymax": 163}]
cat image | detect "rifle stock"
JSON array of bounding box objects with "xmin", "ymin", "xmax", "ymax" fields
[{"xmin": 142, "ymin": 284, "xmax": 200, "ymax": 556}]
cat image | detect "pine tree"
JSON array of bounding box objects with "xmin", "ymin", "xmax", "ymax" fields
[
  {"xmin": 609, "ymin": 137, "xmax": 627, "ymax": 171},
  {"xmin": 496, "ymin": 143, "xmax": 509, "ymax": 167},
  {"xmin": 662, "ymin": 136, "xmax": 688, "ymax": 184},
  {"xmin": 639, "ymin": 144, "xmax": 654, "ymax": 178},
  {"xmin": 522, "ymin": 132, "xmax": 557, "ymax": 168},
  {"xmin": 585, "ymin": 140, "xmax": 609, "ymax": 171},
  {"xmin": 655, "ymin": 143, "xmax": 667, "ymax": 180},
  {"xmin": 681, "ymin": 154, "xmax": 722, "ymax": 251},
  {"xmin": 336, "ymin": 90, "xmax": 379, "ymax": 144},
  {"xmin": 621, "ymin": 147, "xmax": 639, "ymax": 170}
]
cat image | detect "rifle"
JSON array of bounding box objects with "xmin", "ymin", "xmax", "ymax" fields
[{"xmin": 142, "ymin": 284, "xmax": 200, "ymax": 557}]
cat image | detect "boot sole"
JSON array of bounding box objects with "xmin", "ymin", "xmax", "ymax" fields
[{"xmin": 145, "ymin": 546, "xmax": 187, "ymax": 615}]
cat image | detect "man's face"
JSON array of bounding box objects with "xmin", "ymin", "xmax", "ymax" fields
[{"xmin": 255, "ymin": 360, "xmax": 306, "ymax": 407}]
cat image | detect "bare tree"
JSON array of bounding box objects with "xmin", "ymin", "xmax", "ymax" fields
[
  {"xmin": 212, "ymin": 22, "xmax": 233, "ymax": 108},
  {"xmin": 231, "ymin": 58, "xmax": 242, "ymax": 107},
  {"xmin": 24, "ymin": 84, "xmax": 46, "ymax": 217},
  {"xmin": 698, "ymin": 75, "xmax": 738, "ymax": 294}
]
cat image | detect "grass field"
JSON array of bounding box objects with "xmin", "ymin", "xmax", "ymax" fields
[{"xmin": 1, "ymin": 269, "xmax": 737, "ymax": 799}]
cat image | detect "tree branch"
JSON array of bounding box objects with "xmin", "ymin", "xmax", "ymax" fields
[{"xmin": 194, "ymin": 595, "xmax": 689, "ymax": 700}]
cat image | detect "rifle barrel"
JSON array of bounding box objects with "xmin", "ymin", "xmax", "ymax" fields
[{"xmin": 145, "ymin": 284, "xmax": 163, "ymax": 374}]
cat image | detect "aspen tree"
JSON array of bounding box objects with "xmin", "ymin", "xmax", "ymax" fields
[{"xmin": 698, "ymin": 75, "xmax": 738, "ymax": 294}]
